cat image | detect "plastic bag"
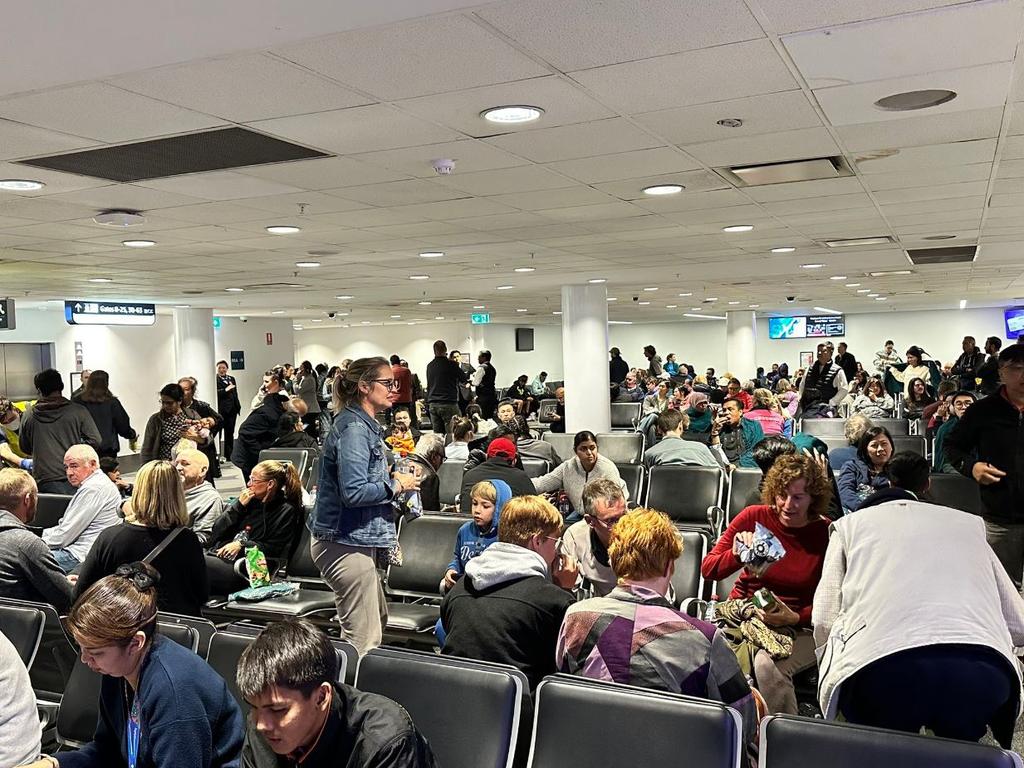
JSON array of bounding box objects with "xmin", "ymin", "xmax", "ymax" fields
[
  {"xmin": 245, "ymin": 545, "xmax": 272, "ymax": 588},
  {"xmin": 735, "ymin": 522, "xmax": 786, "ymax": 576}
]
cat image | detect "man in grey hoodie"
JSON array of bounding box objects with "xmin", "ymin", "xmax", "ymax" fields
[
  {"xmin": 173, "ymin": 448, "xmax": 224, "ymax": 546},
  {"xmin": 0, "ymin": 468, "xmax": 73, "ymax": 612},
  {"xmin": 20, "ymin": 368, "xmax": 101, "ymax": 494}
]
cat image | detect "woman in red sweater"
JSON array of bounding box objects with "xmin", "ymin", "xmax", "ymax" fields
[{"xmin": 702, "ymin": 453, "xmax": 831, "ymax": 715}]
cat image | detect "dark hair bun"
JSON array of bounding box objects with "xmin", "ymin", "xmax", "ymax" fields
[{"xmin": 115, "ymin": 561, "xmax": 161, "ymax": 591}]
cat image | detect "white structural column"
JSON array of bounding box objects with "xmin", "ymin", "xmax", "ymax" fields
[
  {"xmin": 173, "ymin": 307, "xmax": 216, "ymax": 384},
  {"xmin": 725, "ymin": 310, "xmax": 757, "ymax": 379},
  {"xmin": 561, "ymin": 284, "xmax": 611, "ymax": 434}
]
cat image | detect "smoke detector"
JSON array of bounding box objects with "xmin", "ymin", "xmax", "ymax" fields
[
  {"xmin": 431, "ymin": 158, "xmax": 455, "ymax": 175},
  {"xmin": 93, "ymin": 209, "xmax": 146, "ymax": 227}
]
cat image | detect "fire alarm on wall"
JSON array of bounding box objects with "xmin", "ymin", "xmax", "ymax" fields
[{"xmin": 266, "ymin": 332, "xmax": 273, "ymax": 345}]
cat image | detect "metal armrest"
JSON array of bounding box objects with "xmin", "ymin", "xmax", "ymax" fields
[{"xmin": 706, "ymin": 505, "xmax": 725, "ymax": 540}]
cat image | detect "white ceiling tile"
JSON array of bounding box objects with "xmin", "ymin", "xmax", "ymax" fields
[
  {"xmin": 228, "ymin": 191, "xmax": 369, "ymax": 216},
  {"xmin": 249, "ymin": 104, "xmax": 461, "ymax": 154},
  {"xmin": 784, "ymin": 1, "xmax": 1017, "ymax": 88},
  {"xmin": 814, "ymin": 62, "xmax": 1013, "ymax": 126},
  {"xmin": 437, "ymin": 165, "xmax": 574, "ymax": 196},
  {"xmin": 538, "ymin": 201, "xmax": 648, "ymax": 223},
  {"xmin": 0, "ymin": 118, "xmax": 96, "ymax": 161},
  {"xmin": 486, "ymin": 186, "xmax": 617, "ymax": 211},
  {"xmin": 632, "ymin": 188, "xmax": 752, "ymax": 213},
  {"xmin": 865, "ymin": 163, "xmax": 992, "ymax": 190},
  {"xmin": 109, "ymin": 53, "xmax": 372, "ymax": 122},
  {"xmin": 46, "ymin": 184, "xmax": 208, "ymax": 211},
  {"xmin": 1000, "ymin": 135, "xmax": 1024, "ymax": 160},
  {"xmin": 448, "ymin": 211, "xmax": 552, "ymax": 231},
  {"xmin": 996, "ymin": 159, "xmax": 1024, "ymax": 178},
  {"xmin": 483, "ymin": 118, "xmax": 664, "ymax": 164},
  {"xmin": 880, "ymin": 196, "xmax": 986, "ymax": 215},
  {"xmin": 756, "ymin": 0, "xmax": 973, "ymax": 34},
  {"xmin": 352, "ymin": 140, "xmax": 527, "ymax": 178},
  {"xmin": 592, "ymin": 169, "xmax": 729, "ymax": 200},
  {"xmin": 0, "ymin": 163, "xmax": 109, "ymax": 196},
  {"xmin": 391, "ymin": 197, "xmax": 518, "ymax": 221},
  {"xmin": 873, "ymin": 180, "xmax": 989, "ymax": 203},
  {"xmin": 684, "ymin": 127, "xmax": 840, "ymax": 167},
  {"xmin": 546, "ymin": 147, "xmax": 702, "ymax": 184},
  {"xmin": 855, "ymin": 139, "xmax": 997, "ymax": 173},
  {"xmin": 152, "ymin": 201, "xmax": 273, "ymax": 225},
  {"xmin": 396, "ymin": 76, "xmax": 614, "ymax": 138},
  {"xmin": 633, "ymin": 91, "xmax": 822, "ymax": 146},
  {"xmin": 329, "ymin": 179, "xmax": 466, "ymax": 207},
  {"xmin": 137, "ymin": 171, "xmax": 305, "ymax": 201},
  {"xmin": 837, "ymin": 107, "xmax": 1003, "ymax": 151},
  {"xmin": 0, "ymin": 83, "xmax": 221, "ymax": 142},
  {"xmin": 274, "ymin": 15, "xmax": 548, "ymax": 101},
  {"xmin": 1006, "ymin": 103, "xmax": 1024, "ymax": 136},
  {"xmin": 762, "ymin": 193, "xmax": 876, "ymax": 215},
  {"xmin": 476, "ymin": 0, "xmax": 764, "ymax": 70},
  {"xmin": 744, "ymin": 176, "xmax": 867, "ymax": 202},
  {"xmin": 308, "ymin": 207, "xmax": 427, "ymax": 228},
  {"xmin": 570, "ymin": 40, "xmax": 798, "ymax": 114},
  {"xmin": 240, "ymin": 156, "xmax": 409, "ymax": 190}
]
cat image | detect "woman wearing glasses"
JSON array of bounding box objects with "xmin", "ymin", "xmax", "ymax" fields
[{"xmin": 309, "ymin": 357, "xmax": 420, "ymax": 655}]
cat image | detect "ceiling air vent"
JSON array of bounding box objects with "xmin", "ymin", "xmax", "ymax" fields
[
  {"xmin": 16, "ymin": 127, "xmax": 329, "ymax": 183},
  {"xmin": 906, "ymin": 245, "xmax": 977, "ymax": 265},
  {"xmin": 717, "ymin": 156, "xmax": 854, "ymax": 187}
]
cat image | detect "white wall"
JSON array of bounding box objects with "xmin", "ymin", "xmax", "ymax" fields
[
  {"xmin": 294, "ymin": 308, "xmax": 1009, "ymax": 386},
  {"xmin": 214, "ymin": 317, "xmax": 296, "ymax": 420}
]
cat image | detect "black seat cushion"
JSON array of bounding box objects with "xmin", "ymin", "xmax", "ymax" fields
[{"xmin": 386, "ymin": 602, "xmax": 440, "ymax": 632}]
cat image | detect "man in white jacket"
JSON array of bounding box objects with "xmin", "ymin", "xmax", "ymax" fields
[{"xmin": 812, "ymin": 452, "xmax": 1024, "ymax": 747}]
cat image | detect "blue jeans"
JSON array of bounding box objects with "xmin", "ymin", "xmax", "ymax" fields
[{"xmin": 51, "ymin": 548, "xmax": 80, "ymax": 574}]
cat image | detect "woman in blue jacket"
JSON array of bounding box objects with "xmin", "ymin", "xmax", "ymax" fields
[
  {"xmin": 309, "ymin": 357, "xmax": 420, "ymax": 656},
  {"xmin": 28, "ymin": 562, "xmax": 242, "ymax": 768},
  {"xmin": 837, "ymin": 426, "xmax": 894, "ymax": 513}
]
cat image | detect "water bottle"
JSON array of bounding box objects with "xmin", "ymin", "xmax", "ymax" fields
[
  {"xmin": 233, "ymin": 525, "xmax": 252, "ymax": 547},
  {"xmin": 705, "ymin": 594, "xmax": 719, "ymax": 623},
  {"xmin": 557, "ymin": 491, "xmax": 571, "ymax": 520},
  {"xmin": 309, "ymin": 484, "xmax": 318, "ymax": 508},
  {"xmin": 397, "ymin": 458, "xmax": 423, "ymax": 518}
]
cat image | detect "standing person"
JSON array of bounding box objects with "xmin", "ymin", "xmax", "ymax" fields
[
  {"xmin": 450, "ymin": 350, "xmax": 475, "ymax": 414},
  {"xmin": 643, "ymin": 345, "xmax": 663, "ymax": 378},
  {"xmin": 20, "ymin": 368, "xmax": 101, "ymax": 494},
  {"xmin": 178, "ymin": 377, "xmax": 223, "ymax": 485},
  {"xmin": 293, "ymin": 361, "xmax": 322, "ymax": 440},
  {"xmin": 835, "ymin": 342, "xmax": 858, "ymax": 382},
  {"xmin": 140, "ymin": 384, "xmax": 201, "ymax": 465},
  {"xmin": 473, "ymin": 350, "xmax": 498, "ymax": 420},
  {"xmin": 887, "ymin": 346, "xmax": 932, "ymax": 397},
  {"xmin": 609, "ymin": 348, "xmax": 629, "ymax": 384},
  {"xmin": 309, "ymin": 358, "xmax": 420, "ymax": 655},
  {"xmin": 426, "ymin": 341, "xmax": 466, "ymax": 435},
  {"xmin": 232, "ymin": 384, "xmax": 288, "ymax": 484},
  {"xmin": 874, "ymin": 340, "xmax": 903, "ymax": 374},
  {"xmin": 388, "ymin": 355, "xmax": 414, "ymax": 420},
  {"xmin": 796, "ymin": 342, "xmax": 848, "ymax": 418},
  {"xmin": 946, "ymin": 344, "xmax": 1024, "ymax": 587},
  {"xmin": 977, "ymin": 336, "xmax": 1004, "ymax": 396},
  {"xmin": 215, "ymin": 360, "xmax": 241, "ymax": 461},
  {"xmin": 74, "ymin": 460, "xmax": 208, "ymax": 616},
  {"xmin": 71, "ymin": 370, "xmax": 137, "ymax": 460},
  {"xmin": 20, "ymin": 564, "xmax": 243, "ymax": 768},
  {"xmin": 950, "ymin": 336, "xmax": 987, "ymax": 392}
]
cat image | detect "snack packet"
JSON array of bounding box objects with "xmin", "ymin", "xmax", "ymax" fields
[
  {"xmin": 735, "ymin": 522, "xmax": 786, "ymax": 576},
  {"xmin": 245, "ymin": 545, "xmax": 271, "ymax": 588}
]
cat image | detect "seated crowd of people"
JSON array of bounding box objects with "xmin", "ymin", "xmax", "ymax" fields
[{"xmin": 1, "ymin": 331, "xmax": 1023, "ymax": 767}]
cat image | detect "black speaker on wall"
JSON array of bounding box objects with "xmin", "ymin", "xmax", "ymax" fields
[{"xmin": 515, "ymin": 327, "xmax": 534, "ymax": 352}]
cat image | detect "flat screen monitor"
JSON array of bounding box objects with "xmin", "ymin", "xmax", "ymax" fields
[
  {"xmin": 768, "ymin": 315, "xmax": 845, "ymax": 339},
  {"xmin": 1005, "ymin": 308, "xmax": 1024, "ymax": 339},
  {"xmin": 768, "ymin": 316, "xmax": 806, "ymax": 339}
]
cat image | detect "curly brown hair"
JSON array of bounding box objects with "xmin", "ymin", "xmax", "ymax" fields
[{"xmin": 760, "ymin": 454, "xmax": 831, "ymax": 520}]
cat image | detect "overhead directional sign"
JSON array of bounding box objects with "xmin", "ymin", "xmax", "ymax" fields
[
  {"xmin": 470, "ymin": 313, "xmax": 491, "ymax": 324},
  {"xmin": 0, "ymin": 298, "xmax": 14, "ymax": 330},
  {"xmin": 65, "ymin": 300, "xmax": 156, "ymax": 326}
]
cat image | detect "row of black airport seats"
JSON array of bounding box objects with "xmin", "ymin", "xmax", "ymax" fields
[{"xmin": 1, "ymin": 601, "xmax": 1016, "ymax": 768}]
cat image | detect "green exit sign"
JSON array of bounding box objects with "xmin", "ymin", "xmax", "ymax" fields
[
  {"xmin": 212, "ymin": 317, "xmax": 221, "ymax": 329},
  {"xmin": 471, "ymin": 313, "xmax": 490, "ymax": 324}
]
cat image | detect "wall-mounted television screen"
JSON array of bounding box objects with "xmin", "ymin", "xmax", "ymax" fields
[
  {"xmin": 1005, "ymin": 308, "xmax": 1024, "ymax": 339},
  {"xmin": 768, "ymin": 314, "xmax": 845, "ymax": 339}
]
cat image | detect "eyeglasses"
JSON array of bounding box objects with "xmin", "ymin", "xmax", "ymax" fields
[
  {"xmin": 372, "ymin": 378, "xmax": 399, "ymax": 391},
  {"xmin": 585, "ymin": 514, "xmax": 624, "ymax": 530},
  {"xmin": 542, "ymin": 535, "xmax": 565, "ymax": 553}
]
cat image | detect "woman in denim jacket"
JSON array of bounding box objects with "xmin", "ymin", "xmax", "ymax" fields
[{"xmin": 309, "ymin": 357, "xmax": 419, "ymax": 655}]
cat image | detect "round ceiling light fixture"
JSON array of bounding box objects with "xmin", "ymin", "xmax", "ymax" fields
[
  {"xmin": 266, "ymin": 225, "xmax": 301, "ymax": 234},
  {"xmin": 122, "ymin": 239, "xmax": 156, "ymax": 248},
  {"xmin": 94, "ymin": 209, "xmax": 145, "ymax": 227},
  {"xmin": 642, "ymin": 184, "xmax": 684, "ymax": 196},
  {"xmin": 874, "ymin": 89, "xmax": 957, "ymax": 112},
  {"xmin": 771, "ymin": 246, "xmax": 795, "ymax": 253},
  {"xmin": 481, "ymin": 105, "xmax": 544, "ymax": 124},
  {"xmin": 722, "ymin": 224, "xmax": 754, "ymax": 233},
  {"xmin": 0, "ymin": 179, "xmax": 44, "ymax": 191}
]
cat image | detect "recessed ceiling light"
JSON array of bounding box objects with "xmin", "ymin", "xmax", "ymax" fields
[
  {"xmin": 496, "ymin": 285, "xmax": 514, "ymax": 290},
  {"xmin": 728, "ymin": 301, "xmax": 740, "ymax": 305},
  {"xmin": 95, "ymin": 210, "xmax": 146, "ymax": 227},
  {"xmin": 813, "ymin": 306, "xmax": 842, "ymax": 315},
  {"xmin": 704, "ymin": 297, "xmax": 718, "ymax": 302},
  {"xmin": 722, "ymin": 225, "xmax": 754, "ymax": 233},
  {"xmin": 608, "ymin": 320, "xmax": 633, "ymax": 325},
  {"xmin": 295, "ymin": 261, "xmax": 320, "ymax": 268},
  {"xmin": 607, "ymin": 297, "xmax": 617, "ymax": 302},
  {"xmin": 514, "ymin": 267, "xmax": 535, "ymax": 273},
  {"xmin": 516, "ymin": 308, "xmax": 528, "ymax": 312},
  {"xmin": 857, "ymin": 289, "xmax": 871, "ymax": 293},
  {"xmin": 266, "ymin": 225, "xmax": 300, "ymax": 234},
  {"xmin": 408, "ymin": 322, "xmax": 416, "ymax": 326},
  {"xmin": 122, "ymin": 239, "xmax": 156, "ymax": 248},
  {"xmin": 665, "ymin": 305, "xmax": 677, "ymax": 309},
  {"xmin": 87, "ymin": 277, "xmax": 112, "ymax": 283},
  {"xmin": 435, "ymin": 315, "xmax": 445, "ymax": 320},
  {"xmin": 361, "ymin": 320, "xmax": 371, "ymax": 325},
  {"xmin": 588, "ymin": 278, "xmax": 607, "ymax": 284},
  {"xmin": 481, "ymin": 105, "xmax": 544, "ymax": 124},
  {"xmin": 685, "ymin": 313, "xmax": 727, "ymax": 320},
  {"xmin": 293, "ymin": 326, "xmax": 303, "ymax": 330},
  {"xmin": 312, "ymin": 319, "xmax": 323, "ymax": 323},
  {"xmin": 418, "ymin": 301, "xmax": 432, "ymax": 306},
  {"xmin": 643, "ymin": 287, "xmax": 658, "ymax": 292},
  {"xmin": 642, "ymin": 184, "xmax": 684, "ymax": 196},
  {"xmin": 390, "ymin": 315, "xmax": 402, "ymax": 319},
  {"xmin": 874, "ymin": 89, "xmax": 957, "ymax": 112},
  {"xmin": 272, "ymin": 310, "xmax": 285, "ymax": 314},
  {"xmin": 867, "ymin": 293, "xmax": 879, "ymax": 298},
  {"xmin": 409, "ymin": 274, "xmax": 430, "ymax": 280},
  {"xmin": 771, "ymin": 247, "xmax": 795, "ymax": 253},
  {"xmin": 748, "ymin": 304, "xmax": 760, "ymax": 308},
  {"xmin": 690, "ymin": 307, "xmax": 702, "ymax": 312},
  {"xmin": 552, "ymin": 311, "xmax": 562, "ymax": 315},
  {"xmin": 959, "ymin": 299, "xmax": 967, "ymax": 310},
  {"xmin": 801, "ymin": 263, "xmax": 825, "ymax": 269},
  {"xmin": 825, "ymin": 236, "xmax": 893, "ymax": 248},
  {"xmin": 875, "ymin": 296, "xmax": 888, "ymax": 301},
  {"xmin": 336, "ymin": 312, "xmax": 348, "ymax": 317},
  {"xmin": 335, "ymin": 295, "xmax": 353, "ymax": 300},
  {"xmin": 678, "ymin": 292, "xmax": 693, "ymax": 297},
  {"xmin": 0, "ymin": 179, "xmax": 44, "ymax": 191},
  {"xmin": 869, "ymin": 270, "xmax": 912, "ymax": 277},
  {"xmin": 638, "ymin": 301, "xmax": 650, "ymax": 306},
  {"xmin": 845, "ymin": 283, "xmax": 861, "ymax": 287},
  {"xmin": 225, "ymin": 287, "xmax": 244, "ymax": 292},
  {"xmin": 174, "ymin": 304, "xmax": 191, "ymax": 309},
  {"xmin": 419, "ymin": 251, "xmax": 444, "ymax": 259},
  {"xmin": 473, "ymin": 305, "xmax": 486, "ymax": 309},
  {"xmin": 830, "ymin": 275, "xmax": 847, "ymax": 280}
]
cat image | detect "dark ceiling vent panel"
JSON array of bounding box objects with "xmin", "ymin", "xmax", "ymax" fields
[
  {"xmin": 906, "ymin": 245, "xmax": 977, "ymax": 265},
  {"xmin": 16, "ymin": 127, "xmax": 329, "ymax": 183}
]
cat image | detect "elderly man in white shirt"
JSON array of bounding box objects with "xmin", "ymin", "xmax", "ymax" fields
[{"xmin": 42, "ymin": 444, "xmax": 121, "ymax": 573}]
